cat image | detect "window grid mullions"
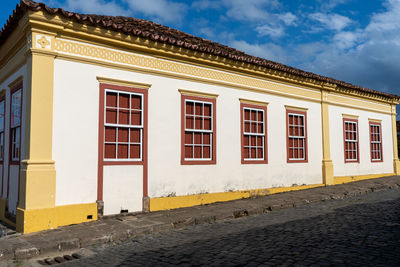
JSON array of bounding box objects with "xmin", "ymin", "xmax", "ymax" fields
[{"xmin": 104, "ymin": 89, "xmax": 143, "ymax": 161}]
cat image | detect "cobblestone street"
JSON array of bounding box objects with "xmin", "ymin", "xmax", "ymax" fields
[{"xmin": 52, "ymin": 188, "xmax": 400, "ymax": 266}]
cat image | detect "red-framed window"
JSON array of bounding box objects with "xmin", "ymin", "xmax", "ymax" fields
[
  {"xmin": 103, "ymin": 88, "xmax": 143, "ymax": 161},
  {"xmin": 10, "ymin": 87, "xmax": 22, "ymax": 163},
  {"xmin": 181, "ymin": 94, "xmax": 216, "ymax": 164},
  {"xmin": 369, "ymin": 121, "xmax": 383, "ymax": 162},
  {"xmin": 343, "ymin": 118, "xmax": 359, "ymax": 163},
  {"xmin": 241, "ymin": 103, "xmax": 267, "ymax": 164},
  {"xmin": 286, "ymin": 109, "xmax": 307, "ymax": 163},
  {"xmin": 0, "ymin": 96, "xmax": 4, "ymax": 162}
]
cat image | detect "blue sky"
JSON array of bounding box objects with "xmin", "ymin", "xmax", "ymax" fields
[{"xmin": 2, "ymin": 0, "xmax": 400, "ymax": 97}]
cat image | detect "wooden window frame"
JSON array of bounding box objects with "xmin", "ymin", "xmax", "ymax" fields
[
  {"xmin": 9, "ymin": 84, "xmax": 22, "ymax": 165},
  {"xmin": 286, "ymin": 109, "xmax": 308, "ymax": 163},
  {"xmin": 0, "ymin": 95, "xmax": 5, "ymax": 163},
  {"xmin": 181, "ymin": 94, "xmax": 216, "ymax": 165},
  {"xmin": 241, "ymin": 103, "xmax": 268, "ymax": 164},
  {"xmin": 99, "ymin": 83, "xmax": 147, "ymax": 166},
  {"xmin": 369, "ymin": 121, "xmax": 383, "ymax": 162},
  {"xmin": 343, "ymin": 118, "xmax": 360, "ymax": 163}
]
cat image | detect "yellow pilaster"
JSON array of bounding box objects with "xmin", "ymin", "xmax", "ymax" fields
[
  {"xmin": 16, "ymin": 31, "xmax": 57, "ymax": 233},
  {"xmin": 321, "ymin": 88, "xmax": 334, "ymax": 185},
  {"xmin": 391, "ymin": 104, "xmax": 400, "ymax": 175}
]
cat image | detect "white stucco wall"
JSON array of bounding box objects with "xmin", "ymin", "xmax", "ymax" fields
[
  {"xmin": 329, "ymin": 105, "xmax": 394, "ymax": 177},
  {"xmin": 53, "ymin": 58, "xmax": 323, "ymax": 214},
  {"xmin": 0, "ymin": 64, "xmax": 27, "ymax": 214}
]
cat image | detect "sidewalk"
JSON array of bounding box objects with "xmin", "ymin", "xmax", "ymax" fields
[{"xmin": 1, "ymin": 176, "xmax": 400, "ymax": 261}]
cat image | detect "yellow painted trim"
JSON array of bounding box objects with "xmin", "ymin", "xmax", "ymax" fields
[
  {"xmin": 16, "ymin": 203, "xmax": 97, "ymax": 234},
  {"xmin": 96, "ymin": 76, "xmax": 152, "ymax": 89},
  {"xmin": 328, "ymin": 93, "xmax": 392, "ymax": 115},
  {"xmin": 368, "ymin": 118, "xmax": 382, "ymax": 123},
  {"xmin": 334, "ymin": 173, "xmax": 394, "ymax": 185},
  {"xmin": 178, "ymin": 89, "xmax": 219, "ymax": 98},
  {"xmin": 239, "ymin": 98, "xmax": 269, "ymax": 106},
  {"xmin": 285, "ymin": 105, "xmax": 308, "ymax": 112},
  {"xmin": 149, "ymin": 184, "xmax": 324, "ymax": 211},
  {"xmin": 8, "ymin": 75, "xmax": 24, "ymax": 89},
  {"xmin": 342, "ymin": 113, "xmax": 359, "ymax": 119},
  {"xmin": 321, "ymin": 91, "xmax": 333, "ymax": 185}
]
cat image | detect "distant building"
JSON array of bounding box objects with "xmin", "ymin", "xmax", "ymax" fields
[{"xmin": 1, "ymin": 0, "xmax": 399, "ymax": 233}]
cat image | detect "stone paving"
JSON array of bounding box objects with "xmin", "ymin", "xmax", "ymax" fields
[
  {"xmin": 1, "ymin": 176, "xmax": 400, "ymax": 264},
  {"xmin": 53, "ymin": 186, "xmax": 400, "ymax": 266}
]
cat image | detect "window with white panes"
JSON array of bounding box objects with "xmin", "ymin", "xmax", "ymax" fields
[
  {"xmin": 104, "ymin": 89, "xmax": 143, "ymax": 160},
  {"xmin": 242, "ymin": 104, "xmax": 267, "ymax": 163},
  {"xmin": 343, "ymin": 119, "xmax": 359, "ymax": 162},
  {"xmin": 287, "ymin": 110, "xmax": 307, "ymax": 162},
  {"xmin": 183, "ymin": 99, "xmax": 213, "ymax": 161},
  {"xmin": 10, "ymin": 88, "xmax": 21, "ymax": 162},
  {"xmin": 370, "ymin": 122, "xmax": 382, "ymax": 162}
]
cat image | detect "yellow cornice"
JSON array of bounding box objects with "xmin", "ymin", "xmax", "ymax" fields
[
  {"xmin": 285, "ymin": 105, "xmax": 308, "ymax": 112},
  {"xmin": 178, "ymin": 89, "xmax": 219, "ymax": 99},
  {"xmin": 239, "ymin": 98, "xmax": 269, "ymax": 106},
  {"xmin": 96, "ymin": 76, "xmax": 152, "ymax": 89},
  {"xmin": 23, "ymin": 10, "xmax": 399, "ymax": 105},
  {"xmin": 368, "ymin": 118, "xmax": 382, "ymax": 123},
  {"xmin": 342, "ymin": 114, "xmax": 359, "ymax": 119}
]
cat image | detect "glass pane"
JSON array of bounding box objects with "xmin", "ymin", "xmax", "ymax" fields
[
  {"xmin": 257, "ymin": 123, "xmax": 263, "ymax": 134},
  {"xmin": 11, "ymin": 89, "xmax": 21, "ymax": 128},
  {"xmin": 195, "ymin": 103, "xmax": 203, "ymax": 116},
  {"xmin": 106, "ymin": 109, "xmax": 117, "ymax": 124},
  {"xmin": 186, "ymin": 116, "xmax": 194, "ymax": 129},
  {"xmin": 251, "ymin": 148, "xmax": 256, "ymax": 158},
  {"xmin": 186, "ymin": 102, "xmax": 194, "ymax": 115},
  {"xmin": 203, "ymin": 146, "xmax": 210, "ymax": 158},
  {"xmin": 257, "ymin": 136, "xmax": 263, "ymax": 146},
  {"xmin": 105, "ymin": 144, "xmax": 116, "ymax": 158},
  {"xmin": 244, "ymin": 147, "xmax": 249, "ymax": 158},
  {"xmin": 119, "ymin": 93, "xmax": 129, "ymax": 109},
  {"xmin": 204, "ymin": 118, "xmax": 211, "ymax": 130},
  {"xmin": 194, "ymin": 146, "xmax": 202, "ymax": 158},
  {"xmin": 0, "ymin": 101, "xmax": 4, "ymax": 132},
  {"xmin": 257, "ymin": 111, "xmax": 263, "ymax": 122},
  {"xmin": 185, "ymin": 146, "xmax": 193, "ymax": 158},
  {"xmin": 130, "ymin": 129, "xmax": 141, "ymax": 143},
  {"xmin": 117, "ymin": 144, "xmax": 128, "ymax": 158},
  {"xmin": 203, "ymin": 133, "xmax": 210, "ymax": 145},
  {"xmin": 251, "ymin": 110, "xmax": 256, "ymax": 121},
  {"xmin": 194, "ymin": 133, "xmax": 202, "ymax": 144},
  {"xmin": 251, "ymin": 136, "xmax": 256, "ymax": 146},
  {"xmin": 185, "ymin": 132, "xmax": 193, "ymax": 145},
  {"xmin": 204, "ymin": 104, "xmax": 211, "ymax": 116},
  {"xmin": 119, "ymin": 110, "xmax": 129, "ymax": 124},
  {"xmin": 131, "ymin": 111, "xmax": 141, "ymax": 126},
  {"xmin": 130, "ymin": 144, "xmax": 141, "ymax": 159},
  {"xmin": 195, "ymin": 117, "xmax": 203, "ymax": 130},
  {"xmin": 244, "ymin": 135, "xmax": 250, "ymax": 146},
  {"xmin": 244, "ymin": 122, "xmax": 250, "ymax": 132},
  {"xmin": 131, "ymin": 95, "xmax": 142, "ymax": 109},
  {"xmin": 106, "ymin": 92, "xmax": 117, "ymax": 107},
  {"xmin": 105, "ymin": 127, "xmax": 116, "ymax": 142},
  {"xmin": 118, "ymin": 128, "xmax": 129, "ymax": 142},
  {"xmin": 244, "ymin": 109, "xmax": 250, "ymax": 120},
  {"xmin": 257, "ymin": 148, "xmax": 263, "ymax": 159}
]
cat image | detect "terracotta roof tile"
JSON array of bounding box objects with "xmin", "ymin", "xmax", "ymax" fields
[{"xmin": 1, "ymin": 0, "xmax": 399, "ymax": 100}]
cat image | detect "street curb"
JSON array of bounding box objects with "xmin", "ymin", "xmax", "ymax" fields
[{"xmin": 1, "ymin": 176, "xmax": 400, "ymax": 261}]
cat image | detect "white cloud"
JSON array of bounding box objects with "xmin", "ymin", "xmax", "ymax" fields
[
  {"xmin": 278, "ymin": 12, "xmax": 297, "ymax": 26},
  {"xmin": 309, "ymin": 12, "xmax": 353, "ymax": 31},
  {"xmin": 123, "ymin": 0, "xmax": 188, "ymax": 23},
  {"xmin": 223, "ymin": 0, "xmax": 280, "ymax": 22},
  {"xmin": 319, "ymin": 0, "xmax": 348, "ymax": 11},
  {"xmin": 229, "ymin": 40, "xmax": 288, "ymax": 63},
  {"xmin": 192, "ymin": 0, "xmax": 222, "ymax": 10},
  {"xmin": 255, "ymin": 24, "xmax": 285, "ymax": 38}
]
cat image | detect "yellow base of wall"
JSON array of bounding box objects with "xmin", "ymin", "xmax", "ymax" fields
[
  {"xmin": 15, "ymin": 202, "xmax": 97, "ymax": 234},
  {"xmin": 334, "ymin": 173, "xmax": 394, "ymax": 185},
  {"xmin": 149, "ymin": 184, "xmax": 324, "ymax": 212}
]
